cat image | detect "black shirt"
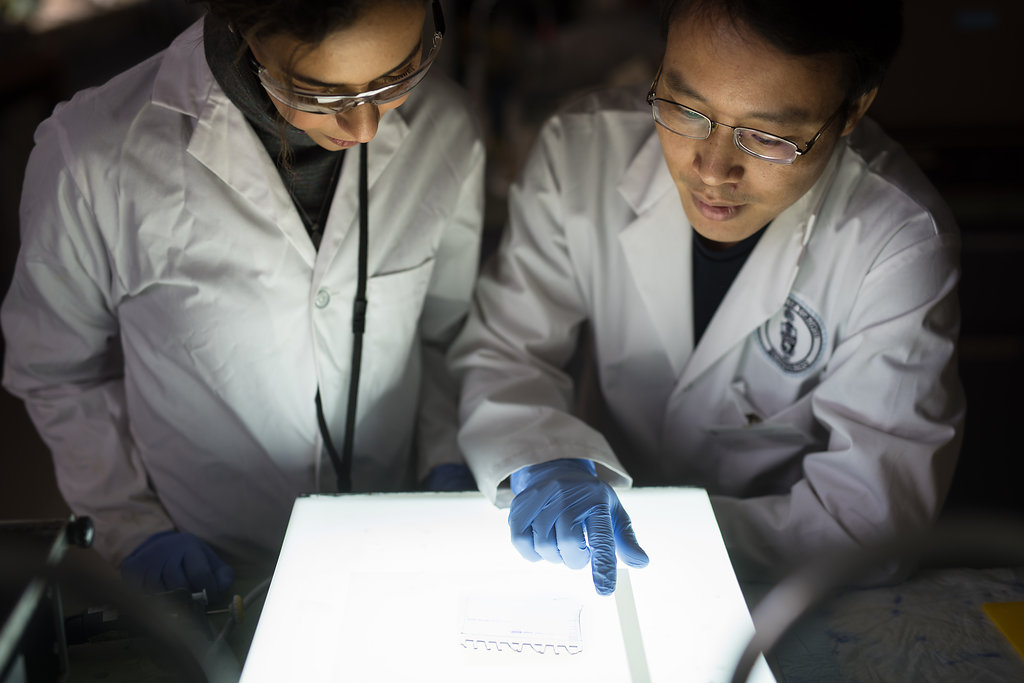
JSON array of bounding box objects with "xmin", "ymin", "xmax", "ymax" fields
[{"xmin": 691, "ymin": 224, "xmax": 768, "ymax": 345}]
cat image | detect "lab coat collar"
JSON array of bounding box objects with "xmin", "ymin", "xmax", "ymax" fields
[
  {"xmin": 153, "ymin": 20, "xmax": 315, "ymax": 262},
  {"xmin": 151, "ymin": 20, "xmax": 209, "ymax": 119},
  {"xmin": 615, "ymin": 127, "xmax": 844, "ymax": 387},
  {"xmin": 677, "ymin": 198, "xmax": 807, "ymax": 388},
  {"xmin": 619, "ymin": 128, "xmax": 675, "ymax": 215},
  {"xmin": 150, "ymin": 19, "xmax": 411, "ymax": 273},
  {"xmin": 314, "ymin": 102, "xmax": 410, "ymax": 281},
  {"xmin": 617, "ymin": 130, "xmax": 694, "ymax": 377},
  {"xmin": 677, "ymin": 143, "xmax": 845, "ymax": 389}
]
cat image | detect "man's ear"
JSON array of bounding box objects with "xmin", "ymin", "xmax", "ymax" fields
[
  {"xmin": 839, "ymin": 87, "xmax": 880, "ymax": 135},
  {"xmin": 840, "ymin": 87, "xmax": 878, "ymax": 136}
]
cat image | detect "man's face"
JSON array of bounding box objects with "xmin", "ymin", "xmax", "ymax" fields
[{"xmin": 656, "ymin": 10, "xmax": 856, "ymax": 247}]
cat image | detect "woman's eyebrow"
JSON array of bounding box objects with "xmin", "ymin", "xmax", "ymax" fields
[
  {"xmin": 291, "ymin": 39, "xmax": 423, "ymax": 89},
  {"xmin": 662, "ymin": 67, "xmax": 817, "ymax": 128}
]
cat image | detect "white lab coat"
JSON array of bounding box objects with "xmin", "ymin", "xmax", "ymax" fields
[
  {"xmin": 2, "ymin": 20, "xmax": 484, "ymax": 570},
  {"xmin": 450, "ymin": 86, "xmax": 963, "ymax": 582}
]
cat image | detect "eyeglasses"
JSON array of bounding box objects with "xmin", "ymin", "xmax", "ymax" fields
[
  {"xmin": 646, "ymin": 69, "xmax": 845, "ymax": 165},
  {"xmin": 250, "ymin": 0, "xmax": 445, "ymax": 115}
]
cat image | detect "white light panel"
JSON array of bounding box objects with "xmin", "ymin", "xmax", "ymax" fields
[{"xmin": 240, "ymin": 488, "xmax": 774, "ymax": 682}]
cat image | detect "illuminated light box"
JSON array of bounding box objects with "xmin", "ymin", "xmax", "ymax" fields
[{"xmin": 239, "ymin": 488, "xmax": 775, "ymax": 683}]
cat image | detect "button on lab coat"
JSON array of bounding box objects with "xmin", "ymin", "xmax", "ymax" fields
[
  {"xmin": 451, "ymin": 86, "xmax": 963, "ymax": 581},
  {"xmin": 2, "ymin": 20, "xmax": 484, "ymax": 568}
]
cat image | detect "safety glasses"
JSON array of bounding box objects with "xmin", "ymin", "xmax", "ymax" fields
[{"xmin": 250, "ymin": 0, "xmax": 445, "ymax": 115}]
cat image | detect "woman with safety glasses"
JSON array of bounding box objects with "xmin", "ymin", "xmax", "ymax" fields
[{"xmin": 2, "ymin": 0, "xmax": 483, "ymax": 608}]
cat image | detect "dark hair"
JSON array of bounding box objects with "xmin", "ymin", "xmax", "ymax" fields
[
  {"xmin": 659, "ymin": 0, "xmax": 903, "ymax": 100},
  {"xmin": 197, "ymin": 0, "xmax": 425, "ymax": 46}
]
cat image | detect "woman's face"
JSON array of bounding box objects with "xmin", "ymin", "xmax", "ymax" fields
[{"xmin": 248, "ymin": 2, "xmax": 426, "ymax": 150}]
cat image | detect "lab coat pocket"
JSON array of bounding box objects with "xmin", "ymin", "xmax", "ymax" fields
[
  {"xmin": 367, "ymin": 257, "xmax": 436, "ymax": 305},
  {"xmin": 707, "ymin": 421, "xmax": 814, "ymax": 446},
  {"xmin": 705, "ymin": 380, "xmax": 818, "ymax": 496},
  {"xmin": 707, "ymin": 421, "xmax": 814, "ymax": 496},
  {"xmin": 707, "ymin": 380, "xmax": 815, "ymax": 446},
  {"xmin": 363, "ymin": 257, "xmax": 437, "ymax": 371}
]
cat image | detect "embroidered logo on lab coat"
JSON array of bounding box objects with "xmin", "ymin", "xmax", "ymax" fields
[{"xmin": 756, "ymin": 295, "xmax": 825, "ymax": 374}]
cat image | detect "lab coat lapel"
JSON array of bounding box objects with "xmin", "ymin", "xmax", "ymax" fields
[
  {"xmin": 190, "ymin": 95, "xmax": 314, "ymax": 262},
  {"xmin": 677, "ymin": 208, "xmax": 805, "ymax": 389},
  {"xmin": 313, "ymin": 109, "xmax": 410, "ymax": 282},
  {"xmin": 675, "ymin": 147, "xmax": 842, "ymax": 390},
  {"xmin": 617, "ymin": 132, "xmax": 694, "ymax": 377},
  {"xmin": 152, "ymin": 21, "xmax": 316, "ymax": 267}
]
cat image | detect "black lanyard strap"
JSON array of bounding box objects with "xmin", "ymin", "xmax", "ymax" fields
[{"xmin": 317, "ymin": 142, "xmax": 369, "ymax": 493}]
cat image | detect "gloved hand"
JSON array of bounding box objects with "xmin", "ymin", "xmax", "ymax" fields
[
  {"xmin": 121, "ymin": 530, "xmax": 234, "ymax": 602},
  {"xmin": 422, "ymin": 463, "xmax": 478, "ymax": 491},
  {"xmin": 508, "ymin": 458, "xmax": 649, "ymax": 595}
]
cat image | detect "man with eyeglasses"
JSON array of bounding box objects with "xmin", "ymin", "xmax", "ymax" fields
[{"xmin": 451, "ymin": 0, "xmax": 963, "ymax": 594}]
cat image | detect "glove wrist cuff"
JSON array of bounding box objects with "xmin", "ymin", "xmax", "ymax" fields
[{"xmin": 510, "ymin": 458, "xmax": 597, "ymax": 494}]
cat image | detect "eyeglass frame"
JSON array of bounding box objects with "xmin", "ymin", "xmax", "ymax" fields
[
  {"xmin": 646, "ymin": 67, "xmax": 847, "ymax": 165},
  {"xmin": 249, "ymin": 0, "xmax": 445, "ymax": 115}
]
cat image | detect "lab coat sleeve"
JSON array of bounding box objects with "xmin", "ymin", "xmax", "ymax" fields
[
  {"xmin": 711, "ymin": 221, "xmax": 964, "ymax": 585},
  {"xmin": 449, "ymin": 116, "xmax": 631, "ymax": 506},
  {"xmin": 415, "ymin": 138, "xmax": 486, "ymax": 483},
  {"xmin": 1, "ymin": 119, "xmax": 174, "ymax": 565}
]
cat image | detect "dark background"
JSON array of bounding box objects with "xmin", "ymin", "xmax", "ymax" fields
[{"xmin": 1, "ymin": 0, "xmax": 1021, "ymax": 532}]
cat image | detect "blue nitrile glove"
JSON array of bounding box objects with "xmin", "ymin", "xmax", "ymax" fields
[
  {"xmin": 121, "ymin": 530, "xmax": 235, "ymax": 601},
  {"xmin": 423, "ymin": 463, "xmax": 478, "ymax": 491},
  {"xmin": 508, "ymin": 458, "xmax": 649, "ymax": 595}
]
